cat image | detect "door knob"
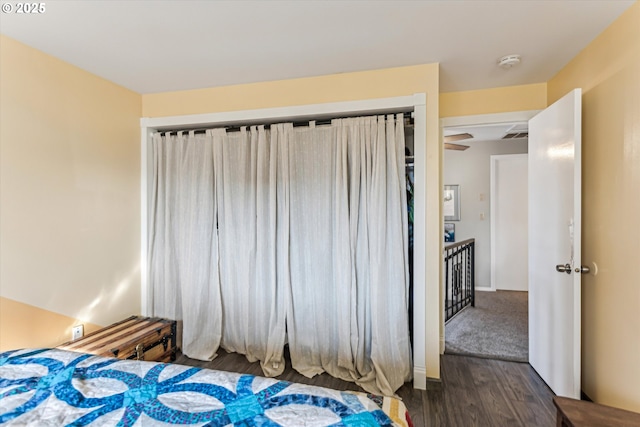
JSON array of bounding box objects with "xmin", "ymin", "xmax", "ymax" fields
[
  {"xmin": 575, "ymin": 266, "xmax": 590, "ymax": 274},
  {"xmin": 555, "ymin": 263, "xmax": 572, "ymax": 274}
]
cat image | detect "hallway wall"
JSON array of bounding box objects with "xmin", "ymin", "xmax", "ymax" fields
[{"xmin": 444, "ymin": 139, "xmax": 528, "ymax": 289}]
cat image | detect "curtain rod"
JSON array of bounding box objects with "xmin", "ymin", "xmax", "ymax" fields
[{"xmin": 158, "ymin": 115, "xmax": 414, "ymax": 135}]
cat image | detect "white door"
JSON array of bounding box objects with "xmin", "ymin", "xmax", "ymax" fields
[
  {"xmin": 491, "ymin": 154, "xmax": 528, "ymax": 291},
  {"xmin": 528, "ymin": 89, "xmax": 582, "ymax": 398}
]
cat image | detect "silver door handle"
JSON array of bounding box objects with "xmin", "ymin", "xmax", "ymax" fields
[
  {"xmin": 555, "ymin": 263, "xmax": 572, "ymax": 274},
  {"xmin": 575, "ymin": 266, "xmax": 590, "ymax": 274}
]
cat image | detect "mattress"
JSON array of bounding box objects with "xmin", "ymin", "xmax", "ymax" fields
[{"xmin": 0, "ymin": 348, "xmax": 412, "ymax": 426}]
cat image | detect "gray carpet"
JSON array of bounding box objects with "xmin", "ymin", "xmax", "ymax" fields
[{"xmin": 445, "ymin": 290, "xmax": 528, "ymax": 362}]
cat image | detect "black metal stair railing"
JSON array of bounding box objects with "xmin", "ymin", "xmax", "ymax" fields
[{"xmin": 444, "ymin": 238, "xmax": 475, "ymax": 322}]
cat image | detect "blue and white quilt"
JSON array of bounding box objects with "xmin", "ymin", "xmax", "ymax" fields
[{"xmin": 0, "ymin": 348, "xmax": 411, "ymax": 426}]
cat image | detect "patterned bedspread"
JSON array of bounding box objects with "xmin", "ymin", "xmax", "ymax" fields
[{"xmin": 0, "ymin": 348, "xmax": 412, "ymax": 426}]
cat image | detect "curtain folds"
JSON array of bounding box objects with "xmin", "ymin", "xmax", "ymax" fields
[
  {"xmin": 148, "ymin": 114, "xmax": 412, "ymax": 395},
  {"xmin": 214, "ymin": 126, "xmax": 286, "ymax": 376},
  {"xmin": 285, "ymin": 116, "xmax": 411, "ymax": 394},
  {"xmin": 149, "ymin": 131, "xmax": 222, "ymax": 361}
]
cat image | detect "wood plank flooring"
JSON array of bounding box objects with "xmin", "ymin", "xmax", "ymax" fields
[{"xmin": 174, "ymin": 349, "xmax": 556, "ymax": 426}]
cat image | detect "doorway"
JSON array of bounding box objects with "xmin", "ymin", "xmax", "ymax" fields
[
  {"xmin": 441, "ymin": 111, "xmax": 537, "ymax": 362},
  {"xmin": 491, "ymin": 153, "xmax": 528, "ymax": 292}
]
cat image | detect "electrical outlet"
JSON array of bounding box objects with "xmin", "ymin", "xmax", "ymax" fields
[{"xmin": 72, "ymin": 325, "xmax": 84, "ymax": 341}]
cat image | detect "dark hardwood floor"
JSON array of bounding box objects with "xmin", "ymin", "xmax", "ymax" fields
[{"xmin": 174, "ymin": 349, "xmax": 556, "ymax": 426}]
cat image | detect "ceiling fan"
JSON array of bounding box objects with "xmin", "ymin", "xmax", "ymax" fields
[{"xmin": 444, "ymin": 132, "xmax": 473, "ymax": 151}]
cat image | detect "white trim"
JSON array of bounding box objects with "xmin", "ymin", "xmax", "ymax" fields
[
  {"xmin": 411, "ymin": 100, "xmax": 427, "ymax": 388},
  {"xmin": 492, "ymin": 156, "xmax": 498, "ymax": 291},
  {"xmin": 140, "ymin": 95, "xmax": 422, "ymax": 130},
  {"xmin": 413, "ymin": 367, "xmax": 427, "ymax": 390},
  {"xmin": 475, "ymin": 286, "xmax": 495, "ymax": 292},
  {"xmin": 140, "ymin": 126, "xmax": 149, "ymax": 316},
  {"xmin": 441, "ymin": 110, "xmax": 540, "ymax": 128},
  {"xmin": 490, "ymin": 155, "xmax": 497, "ymax": 292},
  {"xmin": 140, "ymin": 94, "xmax": 428, "ymax": 389}
]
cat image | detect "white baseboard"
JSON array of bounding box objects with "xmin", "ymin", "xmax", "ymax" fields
[
  {"xmin": 475, "ymin": 287, "xmax": 495, "ymax": 292},
  {"xmin": 440, "ymin": 336, "xmax": 445, "ymax": 354},
  {"xmin": 413, "ymin": 367, "xmax": 427, "ymax": 390}
]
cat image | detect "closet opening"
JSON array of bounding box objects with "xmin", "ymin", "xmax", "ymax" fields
[{"xmin": 140, "ymin": 94, "xmax": 430, "ymax": 390}]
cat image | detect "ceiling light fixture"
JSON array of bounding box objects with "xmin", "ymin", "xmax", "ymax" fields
[{"xmin": 498, "ymin": 54, "xmax": 521, "ymax": 69}]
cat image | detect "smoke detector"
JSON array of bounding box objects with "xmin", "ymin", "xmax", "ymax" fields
[{"xmin": 498, "ymin": 54, "xmax": 521, "ymax": 69}]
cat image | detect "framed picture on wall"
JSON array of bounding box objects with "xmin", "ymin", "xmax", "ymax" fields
[
  {"xmin": 444, "ymin": 184, "xmax": 460, "ymax": 221},
  {"xmin": 444, "ymin": 223, "xmax": 455, "ymax": 242}
]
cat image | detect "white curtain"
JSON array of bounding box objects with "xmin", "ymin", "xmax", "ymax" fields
[
  {"xmin": 214, "ymin": 126, "xmax": 287, "ymax": 376},
  {"xmin": 149, "ymin": 131, "xmax": 221, "ymax": 361},
  {"xmin": 148, "ymin": 114, "xmax": 411, "ymax": 395},
  {"xmin": 285, "ymin": 115, "xmax": 412, "ymax": 395},
  {"xmin": 150, "ymin": 128, "xmax": 287, "ymax": 372}
]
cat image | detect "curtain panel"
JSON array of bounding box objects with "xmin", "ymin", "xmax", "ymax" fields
[
  {"xmin": 148, "ymin": 132, "xmax": 222, "ymax": 362},
  {"xmin": 148, "ymin": 115, "xmax": 411, "ymax": 395}
]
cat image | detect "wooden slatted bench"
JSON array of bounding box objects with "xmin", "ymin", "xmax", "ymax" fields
[
  {"xmin": 554, "ymin": 396, "xmax": 640, "ymax": 427},
  {"xmin": 58, "ymin": 316, "xmax": 177, "ymax": 363}
]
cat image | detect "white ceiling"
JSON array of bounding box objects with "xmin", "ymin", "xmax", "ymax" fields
[
  {"xmin": 0, "ymin": 1, "xmax": 634, "ymax": 94},
  {"xmin": 444, "ymin": 122, "xmax": 529, "ymax": 143}
]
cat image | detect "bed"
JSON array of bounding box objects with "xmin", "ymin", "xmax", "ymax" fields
[{"xmin": 0, "ymin": 348, "xmax": 412, "ymax": 426}]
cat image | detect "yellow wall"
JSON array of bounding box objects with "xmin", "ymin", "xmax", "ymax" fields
[
  {"xmin": 440, "ymin": 83, "xmax": 547, "ymax": 118},
  {"xmin": 0, "ymin": 35, "xmax": 142, "ymax": 350},
  {"xmin": 143, "ymin": 64, "xmax": 437, "ymax": 117},
  {"xmin": 548, "ymin": 2, "xmax": 640, "ymax": 412},
  {"xmin": 0, "ymin": 297, "xmax": 103, "ymax": 349}
]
